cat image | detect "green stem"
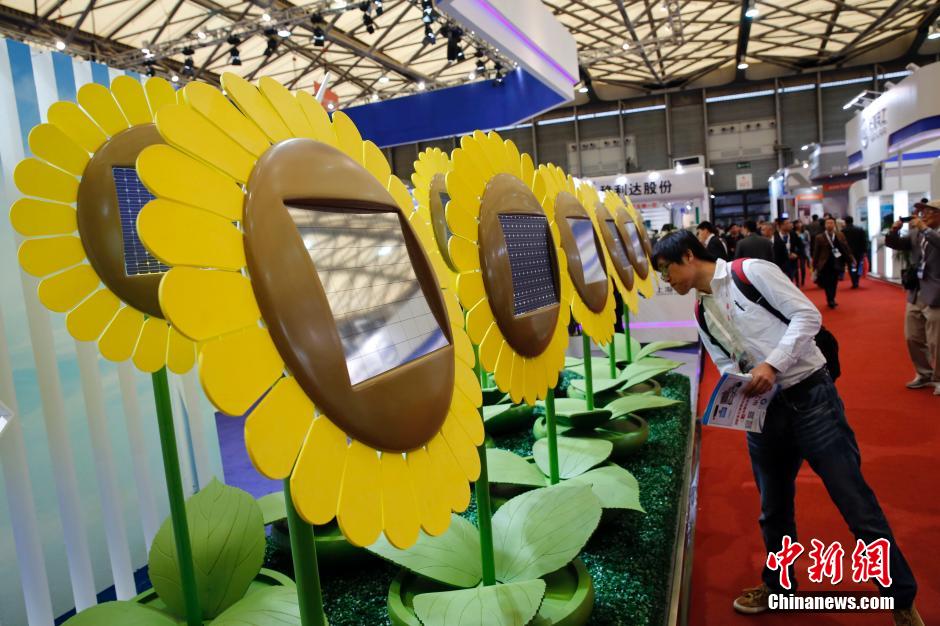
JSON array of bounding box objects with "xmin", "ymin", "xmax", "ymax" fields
[
  {"xmin": 624, "ymin": 309, "xmax": 633, "ymax": 364},
  {"xmin": 284, "ymin": 478, "xmax": 326, "ymax": 625},
  {"xmin": 151, "ymin": 368, "xmax": 201, "ymax": 626},
  {"xmin": 471, "ymin": 341, "xmax": 497, "ymax": 586},
  {"xmin": 609, "ymin": 337, "xmax": 617, "ymax": 379},
  {"xmin": 582, "ymin": 332, "xmax": 594, "ymax": 411},
  {"xmin": 544, "ymin": 388, "xmax": 560, "ymax": 485}
]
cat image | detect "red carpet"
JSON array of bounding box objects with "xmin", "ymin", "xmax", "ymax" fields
[{"xmin": 689, "ymin": 275, "xmax": 939, "ymax": 624}]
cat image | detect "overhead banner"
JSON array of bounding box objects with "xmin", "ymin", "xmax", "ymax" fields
[{"xmin": 590, "ymin": 166, "xmax": 707, "ymax": 202}]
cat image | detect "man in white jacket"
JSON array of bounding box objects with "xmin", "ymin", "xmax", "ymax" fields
[{"xmin": 652, "ymin": 230, "xmax": 919, "ymax": 626}]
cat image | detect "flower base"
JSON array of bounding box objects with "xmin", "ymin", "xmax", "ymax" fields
[
  {"xmin": 387, "ymin": 558, "xmax": 594, "ymax": 626},
  {"xmin": 532, "ymin": 414, "xmax": 649, "ymax": 460},
  {"xmin": 272, "ymin": 519, "xmax": 372, "ymax": 567}
]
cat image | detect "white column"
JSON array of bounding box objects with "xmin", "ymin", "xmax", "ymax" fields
[
  {"xmin": 116, "ymin": 364, "xmax": 159, "ymax": 549},
  {"xmin": 888, "ymin": 190, "xmax": 910, "ymax": 279},
  {"xmin": 867, "ymin": 195, "xmax": 881, "ymax": 276}
]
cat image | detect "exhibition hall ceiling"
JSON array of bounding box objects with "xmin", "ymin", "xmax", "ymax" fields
[{"xmin": 1, "ymin": 0, "xmax": 938, "ymax": 106}]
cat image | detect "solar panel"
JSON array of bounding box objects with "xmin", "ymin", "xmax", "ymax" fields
[
  {"xmin": 565, "ymin": 217, "xmax": 606, "ymax": 285},
  {"xmin": 498, "ymin": 213, "xmax": 558, "ymax": 315},
  {"xmin": 290, "ymin": 208, "xmax": 448, "ymax": 386},
  {"xmin": 624, "ymin": 221, "xmax": 644, "ymax": 259},
  {"xmin": 605, "ymin": 219, "xmax": 631, "ymax": 267},
  {"xmin": 112, "ymin": 166, "xmax": 169, "ymax": 277}
]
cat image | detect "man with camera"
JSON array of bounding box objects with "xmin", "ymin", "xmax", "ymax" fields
[{"xmin": 885, "ymin": 199, "xmax": 940, "ymax": 395}]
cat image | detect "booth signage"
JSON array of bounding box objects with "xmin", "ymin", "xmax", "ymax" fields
[
  {"xmin": 591, "ymin": 167, "xmax": 707, "ymax": 202},
  {"xmin": 736, "ymin": 173, "xmax": 753, "ymax": 190}
]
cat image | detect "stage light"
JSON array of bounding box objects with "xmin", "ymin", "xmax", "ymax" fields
[
  {"xmin": 314, "ymin": 26, "xmax": 326, "ymax": 46},
  {"xmin": 55, "ymin": 40, "xmax": 65, "ymax": 50}
]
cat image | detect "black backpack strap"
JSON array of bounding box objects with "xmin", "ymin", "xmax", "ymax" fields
[
  {"xmin": 729, "ymin": 258, "xmax": 791, "ymax": 326},
  {"xmin": 694, "ymin": 299, "xmax": 731, "ymax": 359}
]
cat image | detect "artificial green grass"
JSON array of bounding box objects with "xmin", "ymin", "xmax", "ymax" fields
[{"xmin": 263, "ymin": 372, "xmax": 692, "ymax": 626}]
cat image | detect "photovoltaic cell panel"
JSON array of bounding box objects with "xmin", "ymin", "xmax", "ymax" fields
[
  {"xmin": 566, "ymin": 217, "xmax": 606, "ymax": 284},
  {"xmin": 290, "ymin": 208, "xmax": 448, "ymax": 386},
  {"xmin": 624, "ymin": 221, "xmax": 644, "ymax": 258},
  {"xmin": 498, "ymin": 213, "xmax": 558, "ymax": 315},
  {"xmin": 112, "ymin": 166, "xmax": 169, "ymax": 277},
  {"xmin": 605, "ymin": 220, "xmax": 631, "ymax": 267}
]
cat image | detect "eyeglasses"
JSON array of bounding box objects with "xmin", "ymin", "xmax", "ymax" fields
[{"xmin": 658, "ymin": 263, "xmax": 672, "ymax": 282}]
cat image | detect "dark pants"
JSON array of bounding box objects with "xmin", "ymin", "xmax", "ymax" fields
[
  {"xmin": 797, "ymin": 257, "xmax": 807, "ymax": 286},
  {"xmin": 747, "ymin": 370, "xmax": 917, "ymax": 607},
  {"xmin": 817, "ymin": 266, "xmax": 839, "ymax": 305},
  {"xmin": 848, "ymin": 256, "xmax": 864, "ymax": 288}
]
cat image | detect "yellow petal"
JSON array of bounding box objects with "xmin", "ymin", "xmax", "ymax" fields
[
  {"xmin": 453, "ymin": 327, "xmax": 474, "ymax": 369},
  {"xmin": 444, "ymin": 289, "xmax": 464, "ymax": 329},
  {"xmin": 493, "ymin": 340, "xmax": 514, "ymax": 392},
  {"xmin": 18, "ymin": 236, "xmax": 85, "ymax": 277},
  {"xmin": 448, "ymin": 385, "xmax": 484, "ymax": 446},
  {"xmin": 133, "ymin": 317, "xmax": 169, "ymax": 373},
  {"xmin": 47, "ymin": 101, "xmax": 106, "ymax": 153},
  {"xmin": 426, "ymin": 433, "xmax": 470, "ymax": 513},
  {"xmin": 291, "ymin": 416, "xmax": 348, "ymax": 525},
  {"xmin": 145, "ymin": 77, "xmax": 177, "ymax": 117},
  {"xmin": 160, "ymin": 267, "xmax": 261, "ymax": 341},
  {"xmin": 386, "ymin": 175, "xmax": 414, "ymax": 215},
  {"xmin": 155, "ymin": 104, "xmax": 255, "ymax": 184},
  {"xmin": 520, "ymin": 152, "xmax": 535, "ymax": 187},
  {"xmin": 99, "ymin": 306, "xmax": 145, "ymax": 362},
  {"xmin": 184, "ymin": 82, "xmax": 271, "ymax": 157},
  {"xmin": 478, "ymin": 325, "xmax": 503, "ymax": 374},
  {"xmin": 28, "ymin": 124, "xmax": 89, "ymax": 176},
  {"xmin": 331, "ymin": 111, "xmax": 364, "ymax": 165},
  {"xmin": 66, "ymin": 289, "xmax": 120, "ymax": 342},
  {"xmin": 136, "ymin": 144, "xmax": 244, "ymax": 221},
  {"xmin": 445, "ymin": 165, "xmax": 483, "ymax": 208},
  {"xmin": 406, "ymin": 448, "xmax": 451, "ymax": 536},
  {"xmin": 504, "ymin": 140, "xmax": 522, "ymax": 178},
  {"xmin": 110, "ymin": 75, "xmax": 152, "ymax": 125},
  {"xmin": 258, "ymin": 76, "xmax": 315, "ymax": 139},
  {"xmin": 456, "ymin": 271, "xmax": 485, "ymax": 311},
  {"xmin": 221, "ymin": 73, "xmax": 291, "ymax": 143},
  {"xmin": 448, "ymin": 235, "xmax": 480, "ymax": 274},
  {"xmin": 166, "ymin": 326, "xmax": 195, "ymax": 374},
  {"xmin": 295, "ymin": 91, "xmax": 338, "ymax": 147},
  {"xmin": 137, "ymin": 199, "xmax": 245, "ymax": 270},
  {"xmin": 379, "ymin": 453, "xmax": 421, "ymax": 549},
  {"xmin": 525, "ymin": 356, "xmax": 544, "ymax": 404},
  {"xmin": 362, "ymin": 140, "xmax": 392, "ymax": 184},
  {"xmin": 37, "ymin": 265, "xmax": 99, "ymax": 312},
  {"xmin": 199, "ymin": 326, "xmax": 283, "ymax": 415},
  {"xmin": 454, "ymin": 356, "xmax": 482, "ymax": 408},
  {"xmin": 460, "ymin": 134, "xmax": 494, "ymax": 179},
  {"xmin": 465, "ymin": 299, "xmax": 495, "ymax": 345},
  {"xmin": 9, "ymin": 198, "xmax": 76, "ymax": 236},
  {"xmin": 14, "ymin": 158, "xmax": 78, "ymax": 203},
  {"xmin": 509, "ymin": 353, "xmax": 525, "ymax": 404},
  {"xmin": 337, "ymin": 440, "xmax": 383, "ymax": 547},
  {"xmin": 77, "ymin": 83, "xmax": 128, "ymax": 136},
  {"xmin": 446, "ymin": 200, "xmax": 479, "ymax": 243},
  {"xmin": 439, "ymin": 411, "xmax": 480, "ymax": 482},
  {"xmin": 245, "ymin": 376, "xmax": 313, "ymax": 479}
]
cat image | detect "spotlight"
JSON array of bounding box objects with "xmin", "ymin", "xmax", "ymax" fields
[
  {"xmin": 423, "ymin": 24, "xmax": 436, "ymax": 44},
  {"xmin": 146, "ymin": 66, "xmax": 156, "ymax": 77},
  {"xmin": 278, "ymin": 28, "xmax": 291, "ymax": 37},
  {"xmin": 375, "ymin": 0, "xmax": 383, "ymax": 15},
  {"xmin": 363, "ymin": 13, "xmax": 375, "ymax": 34},
  {"xmin": 265, "ymin": 37, "xmax": 279, "ymax": 55},
  {"xmin": 196, "ymin": 31, "xmax": 207, "ymax": 40},
  {"xmin": 311, "ymin": 13, "xmax": 325, "ymax": 24},
  {"xmin": 181, "ymin": 46, "xmax": 194, "ymax": 56},
  {"xmin": 261, "ymin": 12, "xmax": 271, "ymax": 22},
  {"xmin": 468, "ymin": 71, "xmax": 476, "ymax": 80},
  {"xmin": 745, "ymin": 0, "xmax": 759, "ymax": 18},
  {"xmin": 141, "ymin": 46, "xmax": 151, "ymax": 55},
  {"xmin": 578, "ymin": 85, "xmax": 588, "ymax": 93},
  {"xmin": 417, "ymin": 80, "xmax": 426, "ymax": 90},
  {"xmin": 929, "ymin": 20, "xmax": 940, "ymax": 40},
  {"xmin": 55, "ymin": 39, "xmax": 65, "ymax": 50},
  {"xmin": 327, "ymin": 102, "xmax": 335, "ymax": 110},
  {"xmin": 379, "ymin": 75, "xmax": 389, "ymax": 84},
  {"xmin": 171, "ymin": 74, "xmax": 179, "ymax": 82},
  {"xmin": 621, "ymin": 41, "xmax": 630, "ymax": 50},
  {"xmin": 371, "ymin": 92, "xmax": 379, "ymax": 102},
  {"xmin": 314, "ymin": 26, "xmax": 326, "ymax": 46},
  {"xmin": 737, "ymin": 61, "xmax": 749, "ymax": 69},
  {"xmin": 475, "ymin": 52, "xmax": 485, "ymax": 74},
  {"xmin": 226, "ymin": 34, "xmax": 241, "ymax": 46},
  {"xmin": 183, "ymin": 56, "xmax": 194, "ymax": 74},
  {"xmin": 231, "ymin": 53, "xmax": 242, "ymax": 66}
]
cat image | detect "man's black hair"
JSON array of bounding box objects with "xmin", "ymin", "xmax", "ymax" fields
[
  {"xmin": 845, "ymin": 215, "xmax": 854, "ymax": 225},
  {"xmin": 743, "ymin": 219, "xmax": 758, "ymax": 232},
  {"xmin": 661, "ymin": 223, "xmax": 676, "ymax": 232},
  {"xmin": 775, "ymin": 217, "xmax": 788, "ymax": 225},
  {"xmin": 652, "ymin": 229, "xmax": 716, "ymax": 267},
  {"xmin": 696, "ymin": 220, "xmax": 717, "ymax": 234},
  {"xmin": 811, "ymin": 214, "xmax": 819, "ymax": 220}
]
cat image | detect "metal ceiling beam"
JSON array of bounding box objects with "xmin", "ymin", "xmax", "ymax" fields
[
  {"xmin": 615, "ymin": 0, "xmax": 663, "ymax": 83},
  {"xmin": 832, "ymin": 0, "xmax": 908, "ymax": 62},
  {"xmin": 733, "ymin": 0, "xmax": 752, "ymax": 79}
]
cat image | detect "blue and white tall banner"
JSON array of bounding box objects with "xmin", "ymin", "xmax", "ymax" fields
[{"xmin": 0, "ymin": 38, "xmax": 223, "ymax": 626}]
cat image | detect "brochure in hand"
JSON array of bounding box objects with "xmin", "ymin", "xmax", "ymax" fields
[{"xmin": 702, "ymin": 372, "xmax": 778, "ymax": 433}]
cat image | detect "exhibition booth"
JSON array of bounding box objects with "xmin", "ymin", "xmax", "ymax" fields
[{"xmin": 0, "ymin": 13, "xmax": 699, "ymax": 626}]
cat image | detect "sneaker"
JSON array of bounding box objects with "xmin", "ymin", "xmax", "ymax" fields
[
  {"xmin": 893, "ymin": 604, "xmax": 924, "ymax": 626},
  {"xmin": 906, "ymin": 376, "xmax": 933, "ymax": 389},
  {"xmin": 733, "ymin": 583, "xmax": 771, "ymax": 615}
]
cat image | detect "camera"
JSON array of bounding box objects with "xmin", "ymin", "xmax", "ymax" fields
[{"xmin": 900, "ymin": 216, "xmax": 912, "ymax": 223}]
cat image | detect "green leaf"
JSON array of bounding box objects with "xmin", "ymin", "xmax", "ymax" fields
[
  {"xmin": 568, "ymin": 465, "xmax": 645, "ymax": 512},
  {"xmin": 536, "ymin": 398, "xmax": 611, "ymax": 429},
  {"xmin": 618, "ymin": 360, "xmax": 681, "ymax": 390},
  {"xmin": 366, "ymin": 515, "xmax": 482, "ymax": 588},
  {"xmin": 568, "ymin": 377, "xmax": 623, "ymax": 396},
  {"xmin": 492, "ymin": 484, "xmax": 602, "ymax": 582},
  {"xmin": 564, "ymin": 357, "xmax": 616, "ymax": 379},
  {"xmin": 604, "ymin": 394, "xmax": 682, "ymax": 419},
  {"xmin": 414, "ymin": 579, "xmax": 546, "ymax": 626},
  {"xmin": 257, "ymin": 491, "xmax": 286, "ymax": 525},
  {"xmin": 563, "ymin": 356, "xmax": 583, "ymax": 368},
  {"xmin": 485, "ymin": 449, "xmax": 547, "ymax": 487},
  {"xmin": 63, "ymin": 601, "xmax": 178, "ymax": 625},
  {"xmin": 149, "ymin": 478, "xmax": 265, "ymax": 620},
  {"xmin": 634, "ymin": 340, "xmax": 691, "ymax": 361},
  {"xmin": 532, "ymin": 437, "xmax": 611, "ymax": 480},
  {"xmin": 212, "ymin": 587, "xmax": 301, "ymax": 625}
]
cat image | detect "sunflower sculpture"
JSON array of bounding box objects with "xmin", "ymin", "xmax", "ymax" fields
[
  {"xmin": 410, "ymin": 147, "xmax": 458, "ymax": 292},
  {"xmin": 11, "ymin": 76, "xmax": 195, "ymax": 374},
  {"xmin": 537, "ymin": 164, "xmax": 616, "ymax": 345},
  {"xmin": 135, "ymin": 74, "xmax": 483, "ymax": 549},
  {"xmin": 592, "ymin": 189, "xmax": 640, "ymax": 313},
  {"xmin": 447, "ymin": 131, "xmax": 572, "ymax": 407},
  {"xmin": 611, "ymin": 192, "xmax": 656, "ymax": 299}
]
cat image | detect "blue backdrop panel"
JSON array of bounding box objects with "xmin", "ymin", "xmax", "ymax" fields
[{"xmin": 343, "ymin": 67, "xmax": 565, "ymax": 147}]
